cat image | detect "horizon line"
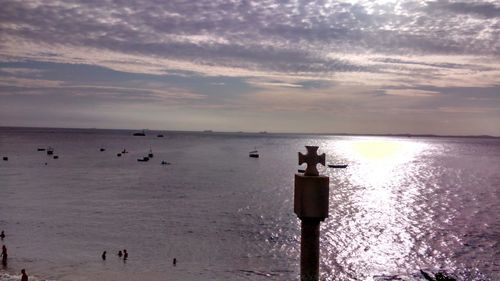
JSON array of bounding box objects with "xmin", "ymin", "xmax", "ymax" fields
[{"xmin": 1, "ymin": 125, "xmax": 499, "ymax": 139}]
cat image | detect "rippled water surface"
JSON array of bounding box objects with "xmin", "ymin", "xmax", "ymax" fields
[{"xmin": 1, "ymin": 128, "xmax": 499, "ymax": 281}]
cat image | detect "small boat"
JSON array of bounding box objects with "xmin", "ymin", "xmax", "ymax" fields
[
  {"xmin": 100, "ymin": 148, "xmax": 106, "ymax": 152},
  {"xmin": 328, "ymin": 164, "xmax": 348, "ymax": 169},
  {"xmin": 137, "ymin": 157, "xmax": 149, "ymax": 162},
  {"xmin": 133, "ymin": 130, "xmax": 146, "ymax": 136},
  {"xmin": 37, "ymin": 148, "xmax": 46, "ymax": 152},
  {"xmin": 249, "ymin": 150, "xmax": 259, "ymax": 158},
  {"xmin": 2, "ymin": 157, "xmax": 8, "ymax": 161},
  {"xmin": 161, "ymin": 161, "xmax": 171, "ymax": 165},
  {"xmin": 157, "ymin": 134, "xmax": 164, "ymax": 138},
  {"xmin": 148, "ymin": 149, "xmax": 154, "ymax": 158},
  {"xmin": 47, "ymin": 147, "xmax": 54, "ymax": 155}
]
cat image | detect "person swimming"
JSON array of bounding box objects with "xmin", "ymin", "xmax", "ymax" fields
[
  {"xmin": 1, "ymin": 245, "xmax": 7, "ymax": 266},
  {"xmin": 21, "ymin": 269, "xmax": 28, "ymax": 281}
]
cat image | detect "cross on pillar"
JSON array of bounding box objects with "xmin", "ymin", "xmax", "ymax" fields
[
  {"xmin": 298, "ymin": 146, "xmax": 325, "ymax": 176},
  {"xmin": 295, "ymin": 145, "xmax": 329, "ymax": 281}
]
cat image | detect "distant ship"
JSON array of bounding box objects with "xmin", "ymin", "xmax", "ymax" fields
[
  {"xmin": 133, "ymin": 130, "xmax": 146, "ymax": 136},
  {"xmin": 328, "ymin": 164, "xmax": 348, "ymax": 168}
]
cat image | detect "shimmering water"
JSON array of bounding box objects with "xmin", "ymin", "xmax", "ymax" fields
[{"xmin": 0, "ymin": 128, "xmax": 499, "ymax": 281}]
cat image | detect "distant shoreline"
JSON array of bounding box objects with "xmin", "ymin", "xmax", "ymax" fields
[{"xmin": 0, "ymin": 126, "xmax": 499, "ymax": 139}]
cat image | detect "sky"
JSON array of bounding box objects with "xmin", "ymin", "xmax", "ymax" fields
[{"xmin": 0, "ymin": 0, "xmax": 499, "ymax": 135}]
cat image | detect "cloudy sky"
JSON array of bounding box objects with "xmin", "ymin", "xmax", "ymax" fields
[{"xmin": 1, "ymin": 0, "xmax": 499, "ymax": 135}]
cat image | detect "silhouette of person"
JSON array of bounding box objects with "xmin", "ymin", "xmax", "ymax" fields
[
  {"xmin": 173, "ymin": 258, "xmax": 177, "ymax": 266},
  {"xmin": 118, "ymin": 250, "xmax": 123, "ymax": 257},
  {"xmin": 0, "ymin": 231, "xmax": 5, "ymax": 240},
  {"xmin": 101, "ymin": 251, "xmax": 106, "ymax": 260},
  {"xmin": 123, "ymin": 249, "xmax": 128, "ymax": 260},
  {"xmin": 21, "ymin": 269, "xmax": 28, "ymax": 281},
  {"xmin": 1, "ymin": 245, "xmax": 7, "ymax": 266}
]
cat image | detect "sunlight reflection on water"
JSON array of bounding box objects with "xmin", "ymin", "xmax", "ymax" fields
[{"xmin": 320, "ymin": 137, "xmax": 433, "ymax": 280}]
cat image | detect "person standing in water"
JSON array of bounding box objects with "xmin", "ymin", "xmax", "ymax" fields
[
  {"xmin": 118, "ymin": 250, "xmax": 122, "ymax": 257},
  {"xmin": 101, "ymin": 251, "xmax": 106, "ymax": 260},
  {"xmin": 0, "ymin": 231, "xmax": 5, "ymax": 240},
  {"xmin": 123, "ymin": 249, "xmax": 128, "ymax": 260},
  {"xmin": 1, "ymin": 245, "xmax": 7, "ymax": 266},
  {"xmin": 21, "ymin": 269, "xmax": 28, "ymax": 281}
]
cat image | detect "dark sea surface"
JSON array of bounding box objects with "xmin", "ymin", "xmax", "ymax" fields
[{"xmin": 0, "ymin": 127, "xmax": 499, "ymax": 281}]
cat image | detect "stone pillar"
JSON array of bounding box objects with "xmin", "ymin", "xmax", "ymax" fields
[{"xmin": 294, "ymin": 146, "xmax": 329, "ymax": 281}]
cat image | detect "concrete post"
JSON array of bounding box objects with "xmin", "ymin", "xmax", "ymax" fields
[
  {"xmin": 294, "ymin": 146, "xmax": 329, "ymax": 281},
  {"xmin": 301, "ymin": 219, "xmax": 320, "ymax": 280}
]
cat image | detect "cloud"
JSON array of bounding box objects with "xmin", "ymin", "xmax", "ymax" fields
[
  {"xmin": 0, "ymin": 67, "xmax": 46, "ymax": 76},
  {"xmin": 371, "ymin": 57, "xmax": 494, "ymax": 71},
  {"xmin": 1, "ymin": 0, "xmax": 499, "ymax": 135},
  {"xmin": 426, "ymin": 1, "xmax": 500, "ymax": 19},
  {"xmin": 383, "ymin": 89, "xmax": 439, "ymax": 97},
  {"xmin": 1, "ymin": 0, "xmax": 498, "ymax": 78}
]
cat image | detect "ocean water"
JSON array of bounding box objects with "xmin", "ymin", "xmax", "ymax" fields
[{"xmin": 0, "ymin": 127, "xmax": 499, "ymax": 281}]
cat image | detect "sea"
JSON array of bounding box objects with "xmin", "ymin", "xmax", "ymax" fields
[{"xmin": 0, "ymin": 127, "xmax": 499, "ymax": 281}]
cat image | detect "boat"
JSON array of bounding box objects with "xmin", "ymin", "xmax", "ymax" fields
[
  {"xmin": 161, "ymin": 161, "xmax": 171, "ymax": 165},
  {"xmin": 47, "ymin": 147, "xmax": 54, "ymax": 155},
  {"xmin": 328, "ymin": 164, "xmax": 348, "ymax": 168},
  {"xmin": 137, "ymin": 157, "xmax": 149, "ymax": 162},
  {"xmin": 2, "ymin": 157, "xmax": 8, "ymax": 161},
  {"xmin": 148, "ymin": 149, "xmax": 154, "ymax": 158},
  {"xmin": 37, "ymin": 148, "xmax": 46, "ymax": 151},
  {"xmin": 249, "ymin": 150, "xmax": 259, "ymax": 158},
  {"xmin": 157, "ymin": 134, "xmax": 164, "ymax": 138},
  {"xmin": 133, "ymin": 130, "xmax": 146, "ymax": 136}
]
